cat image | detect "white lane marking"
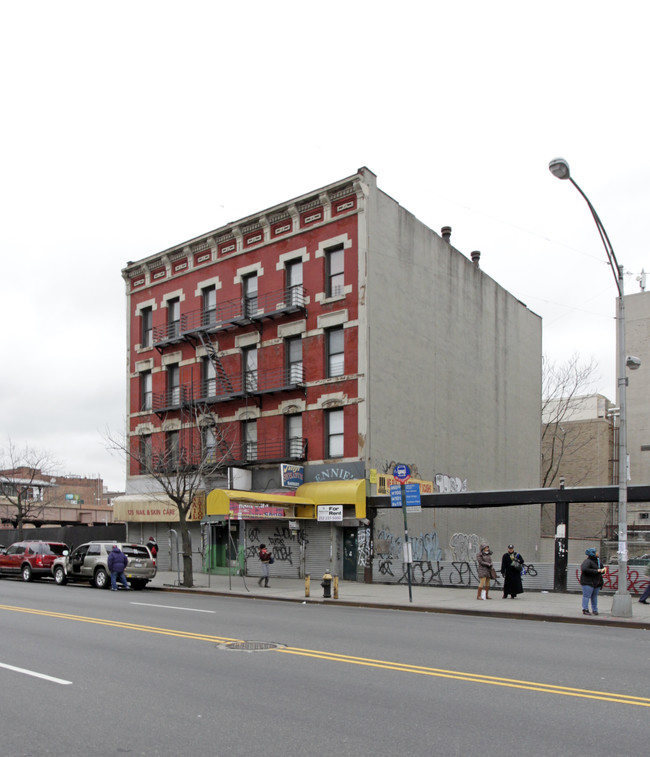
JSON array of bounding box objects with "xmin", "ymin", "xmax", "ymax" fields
[
  {"xmin": 0, "ymin": 662, "xmax": 72, "ymax": 685},
  {"xmin": 130, "ymin": 602, "xmax": 215, "ymax": 614}
]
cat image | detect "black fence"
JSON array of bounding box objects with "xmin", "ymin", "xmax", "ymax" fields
[{"xmin": 0, "ymin": 524, "xmax": 127, "ymax": 552}]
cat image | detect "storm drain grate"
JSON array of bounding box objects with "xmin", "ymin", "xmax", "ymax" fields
[{"xmin": 221, "ymin": 641, "xmax": 284, "ymax": 652}]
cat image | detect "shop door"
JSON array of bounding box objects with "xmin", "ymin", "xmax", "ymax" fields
[
  {"xmin": 210, "ymin": 523, "xmax": 238, "ymax": 569},
  {"xmin": 343, "ymin": 528, "xmax": 358, "ymax": 581}
]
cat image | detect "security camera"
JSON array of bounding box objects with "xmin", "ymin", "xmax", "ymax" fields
[{"xmin": 626, "ymin": 355, "xmax": 641, "ymax": 370}]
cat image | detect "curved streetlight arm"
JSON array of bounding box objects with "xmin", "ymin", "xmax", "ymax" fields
[{"xmin": 566, "ymin": 176, "xmax": 623, "ymax": 296}]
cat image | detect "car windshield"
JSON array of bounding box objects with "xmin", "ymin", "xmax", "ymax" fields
[{"xmin": 122, "ymin": 545, "xmax": 150, "ymax": 558}]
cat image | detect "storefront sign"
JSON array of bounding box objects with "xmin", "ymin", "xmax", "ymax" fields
[
  {"xmin": 280, "ymin": 463, "xmax": 304, "ymax": 488},
  {"xmin": 317, "ymin": 505, "xmax": 343, "ymax": 522},
  {"xmin": 230, "ymin": 502, "xmax": 287, "ymax": 520}
]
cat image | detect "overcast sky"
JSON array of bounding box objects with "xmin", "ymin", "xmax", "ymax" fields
[{"xmin": 1, "ymin": 1, "xmax": 648, "ymax": 491}]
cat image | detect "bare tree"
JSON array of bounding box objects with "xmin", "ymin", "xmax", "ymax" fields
[
  {"xmin": 0, "ymin": 440, "xmax": 60, "ymax": 538},
  {"xmin": 106, "ymin": 408, "xmax": 234, "ymax": 588},
  {"xmin": 541, "ymin": 354, "xmax": 600, "ymax": 487}
]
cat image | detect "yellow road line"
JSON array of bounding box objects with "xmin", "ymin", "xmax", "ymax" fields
[
  {"xmin": 276, "ymin": 649, "xmax": 650, "ymax": 706},
  {"xmin": 0, "ymin": 604, "xmax": 239, "ymax": 643},
  {"xmin": 2, "ymin": 603, "xmax": 648, "ymax": 707}
]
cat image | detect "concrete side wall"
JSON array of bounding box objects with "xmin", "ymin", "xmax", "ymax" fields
[
  {"xmin": 373, "ymin": 505, "xmax": 542, "ymax": 578},
  {"xmin": 625, "ymin": 290, "xmax": 650, "ymax": 489},
  {"xmin": 363, "ymin": 179, "xmax": 542, "ymax": 490}
]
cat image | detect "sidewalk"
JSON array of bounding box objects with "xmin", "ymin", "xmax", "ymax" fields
[{"xmin": 147, "ymin": 570, "xmax": 650, "ymax": 629}]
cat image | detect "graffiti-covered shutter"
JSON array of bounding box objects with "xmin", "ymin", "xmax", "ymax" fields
[{"xmin": 242, "ymin": 521, "xmax": 302, "ymax": 578}]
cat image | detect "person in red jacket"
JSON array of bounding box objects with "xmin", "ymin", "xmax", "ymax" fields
[{"xmin": 258, "ymin": 544, "xmax": 271, "ymax": 588}]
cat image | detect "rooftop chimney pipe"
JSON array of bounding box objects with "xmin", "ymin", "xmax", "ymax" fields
[
  {"xmin": 471, "ymin": 250, "xmax": 481, "ymax": 268},
  {"xmin": 441, "ymin": 226, "xmax": 452, "ymax": 243}
]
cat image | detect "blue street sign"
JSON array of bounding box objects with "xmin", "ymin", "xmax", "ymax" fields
[
  {"xmin": 390, "ymin": 483, "xmax": 421, "ymax": 507},
  {"xmin": 404, "ymin": 483, "xmax": 421, "ymax": 507}
]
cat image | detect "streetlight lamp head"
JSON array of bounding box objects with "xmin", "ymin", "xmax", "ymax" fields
[
  {"xmin": 626, "ymin": 355, "xmax": 641, "ymax": 370},
  {"xmin": 549, "ymin": 157, "xmax": 571, "ymax": 180}
]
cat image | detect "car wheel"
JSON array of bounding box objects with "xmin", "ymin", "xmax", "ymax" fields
[
  {"xmin": 94, "ymin": 568, "xmax": 109, "ymax": 589},
  {"xmin": 53, "ymin": 566, "xmax": 67, "ymax": 585},
  {"xmin": 21, "ymin": 564, "xmax": 33, "ymax": 582}
]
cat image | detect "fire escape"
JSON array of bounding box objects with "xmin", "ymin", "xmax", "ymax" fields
[{"xmin": 151, "ymin": 285, "xmax": 308, "ymax": 468}]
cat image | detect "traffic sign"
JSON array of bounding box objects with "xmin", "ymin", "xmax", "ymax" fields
[{"xmin": 393, "ymin": 463, "xmax": 411, "ymax": 482}]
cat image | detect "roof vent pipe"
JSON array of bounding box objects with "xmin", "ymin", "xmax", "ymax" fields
[
  {"xmin": 441, "ymin": 226, "xmax": 452, "ymax": 243},
  {"xmin": 471, "ymin": 250, "xmax": 481, "ymax": 268}
]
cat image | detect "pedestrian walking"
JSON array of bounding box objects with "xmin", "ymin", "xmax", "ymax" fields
[
  {"xmin": 500, "ymin": 544, "xmax": 525, "ymax": 599},
  {"xmin": 476, "ymin": 544, "xmax": 494, "ymax": 600},
  {"xmin": 638, "ymin": 565, "xmax": 650, "ymax": 604},
  {"xmin": 579, "ymin": 547, "xmax": 606, "ymax": 615},
  {"xmin": 258, "ymin": 543, "xmax": 272, "ymax": 587},
  {"xmin": 108, "ymin": 544, "xmax": 130, "ymax": 591},
  {"xmin": 147, "ymin": 536, "xmax": 158, "ymax": 559}
]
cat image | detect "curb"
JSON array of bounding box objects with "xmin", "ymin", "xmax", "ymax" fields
[{"xmin": 149, "ymin": 584, "xmax": 650, "ymax": 630}]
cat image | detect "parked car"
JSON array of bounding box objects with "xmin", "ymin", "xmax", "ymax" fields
[
  {"xmin": 0, "ymin": 540, "xmax": 69, "ymax": 582},
  {"xmin": 51, "ymin": 541, "xmax": 156, "ymax": 590}
]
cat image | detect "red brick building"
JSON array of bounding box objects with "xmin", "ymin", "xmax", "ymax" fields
[{"xmin": 119, "ymin": 167, "xmax": 541, "ymax": 579}]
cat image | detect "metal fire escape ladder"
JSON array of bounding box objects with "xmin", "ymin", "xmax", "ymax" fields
[
  {"xmin": 193, "ymin": 330, "xmax": 234, "ymax": 463},
  {"xmin": 196, "ymin": 330, "xmax": 234, "ymax": 396}
]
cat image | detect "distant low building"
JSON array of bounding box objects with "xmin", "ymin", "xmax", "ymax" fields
[{"xmin": 0, "ymin": 467, "xmax": 121, "ymax": 528}]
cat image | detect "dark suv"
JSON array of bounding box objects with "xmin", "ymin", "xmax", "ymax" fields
[{"xmin": 0, "ymin": 540, "xmax": 69, "ymax": 582}]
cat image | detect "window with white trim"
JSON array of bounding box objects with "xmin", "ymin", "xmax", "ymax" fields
[
  {"xmin": 326, "ymin": 408, "xmax": 344, "ymax": 458},
  {"xmin": 326, "ymin": 245, "xmax": 344, "ymax": 297}
]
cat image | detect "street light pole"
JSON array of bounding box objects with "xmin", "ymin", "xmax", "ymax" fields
[{"xmin": 549, "ymin": 157, "xmax": 639, "ymax": 617}]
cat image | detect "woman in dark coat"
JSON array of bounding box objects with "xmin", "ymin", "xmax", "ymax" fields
[
  {"xmin": 500, "ymin": 544, "xmax": 525, "ymax": 599},
  {"xmin": 580, "ymin": 547, "xmax": 606, "ymax": 615}
]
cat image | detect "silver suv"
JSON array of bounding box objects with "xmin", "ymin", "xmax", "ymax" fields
[{"xmin": 52, "ymin": 541, "xmax": 156, "ymax": 590}]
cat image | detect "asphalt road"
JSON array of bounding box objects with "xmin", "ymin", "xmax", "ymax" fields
[{"xmin": 0, "ymin": 577, "xmax": 647, "ymax": 757}]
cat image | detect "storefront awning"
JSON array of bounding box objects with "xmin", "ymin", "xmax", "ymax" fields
[
  {"xmin": 113, "ymin": 493, "xmax": 205, "ymax": 523},
  {"xmin": 206, "ymin": 480, "xmax": 366, "ymax": 520},
  {"xmin": 113, "ymin": 495, "xmax": 179, "ymax": 523},
  {"xmin": 296, "ymin": 479, "xmax": 366, "ymax": 519}
]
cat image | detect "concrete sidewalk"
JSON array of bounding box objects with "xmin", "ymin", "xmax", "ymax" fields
[{"xmin": 147, "ymin": 570, "xmax": 650, "ymax": 629}]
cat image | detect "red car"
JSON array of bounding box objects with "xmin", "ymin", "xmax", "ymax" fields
[{"xmin": 0, "ymin": 540, "xmax": 69, "ymax": 582}]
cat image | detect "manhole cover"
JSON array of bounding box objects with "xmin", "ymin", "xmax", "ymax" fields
[{"xmin": 221, "ymin": 641, "xmax": 284, "ymax": 652}]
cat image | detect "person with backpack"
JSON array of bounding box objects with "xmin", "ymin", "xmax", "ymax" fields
[
  {"xmin": 258, "ymin": 543, "xmax": 272, "ymax": 587},
  {"xmin": 147, "ymin": 536, "xmax": 158, "ymax": 559}
]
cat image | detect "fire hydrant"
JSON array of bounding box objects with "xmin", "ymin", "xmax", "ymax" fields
[{"xmin": 321, "ymin": 571, "xmax": 332, "ymax": 598}]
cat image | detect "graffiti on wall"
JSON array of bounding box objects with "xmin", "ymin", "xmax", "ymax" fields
[
  {"xmin": 449, "ymin": 532, "xmax": 481, "ymax": 562},
  {"xmin": 434, "ymin": 473, "xmax": 468, "ymax": 493},
  {"xmin": 358, "ymin": 527, "xmax": 371, "ymax": 567},
  {"xmin": 246, "ymin": 523, "xmax": 308, "ymax": 566},
  {"xmin": 374, "ymin": 526, "xmax": 500, "ymax": 587},
  {"xmin": 575, "ymin": 566, "xmax": 650, "ymax": 594}
]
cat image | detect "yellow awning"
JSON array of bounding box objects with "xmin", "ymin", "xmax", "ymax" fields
[
  {"xmin": 206, "ymin": 480, "xmax": 366, "ymax": 520},
  {"xmin": 296, "ymin": 479, "xmax": 366, "ymax": 519}
]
